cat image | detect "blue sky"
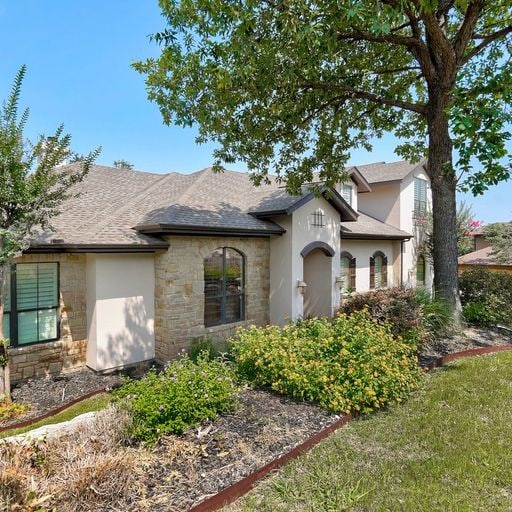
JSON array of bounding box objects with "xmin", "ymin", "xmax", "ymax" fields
[{"xmin": 0, "ymin": 0, "xmax": 510, "ymax": 223}]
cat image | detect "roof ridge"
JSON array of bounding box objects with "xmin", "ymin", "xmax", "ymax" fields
[
  {"xmin": 83, "ymin": 172, "xmax": 175, "ymax": 238},
  {"xmin": 173, "ymin": 167, "xmax": 212, "ymax": 205}
]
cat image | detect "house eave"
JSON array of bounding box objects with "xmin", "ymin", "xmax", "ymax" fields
[
  {"xmin": 26, "ymin": 242, "xmax": 170, "ymax": 254},
  {"xmin": 340, "ymin": 233, "xmax": 412, "ymax": 241},
  {"xmin": 135, "ymin": 223, "xmax": 285, "ymax": 237}
]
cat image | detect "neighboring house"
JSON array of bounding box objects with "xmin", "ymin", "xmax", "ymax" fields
[
  {"xmin": 458, "ymin": 226, "xmax": 512, "ymax": 274},
  {"xmin": 5, "ymin": 160, "xmax": 432, "ymax": 382}
]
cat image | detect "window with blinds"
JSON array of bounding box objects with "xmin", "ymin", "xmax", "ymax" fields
[
  {"xmin": 2, "ymin": 271, "xmax": 10, "ymax": 341},
  {"xmin": 3, "ymin": 263, "xmax": 59, "ymax": 345},
  {"xmin": 413, "ymin": 178, "xmax": 427, "ymax": 221},
  {"xmin": 342, "ymin": 184, "xmax": 352, "ymax": 206}
]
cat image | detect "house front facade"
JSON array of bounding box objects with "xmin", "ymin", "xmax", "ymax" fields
[{"xmin": 5, "ymin": 160, "xmax": 432, "ymax": 382}]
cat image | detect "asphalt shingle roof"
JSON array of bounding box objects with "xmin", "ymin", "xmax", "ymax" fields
[
  {"xmin": 340, "ymin": 211, "xmax": 411, "ymax": 240},
  {"xmin": 355, "ymin": 160, "xmax": 424, "ymax": 184},
  {"xmin": 31, "ymin": 162, "xmax": 414, "ymax": 250}
]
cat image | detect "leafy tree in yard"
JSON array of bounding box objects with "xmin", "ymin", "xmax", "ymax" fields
[
  {"xmin": 135, "ymin": 0, "xmax": 512, "ymax": 312},
  {"xmin": 483, "ymin": 222, "xmax": 512, "ymax": 263},
  {"xmin": 0, "ymin": 66, "xmax": 100, "ymax": 399},
  {"xmin": 418, "ymin": 201, "xmax": 482, "ymax": 258}
]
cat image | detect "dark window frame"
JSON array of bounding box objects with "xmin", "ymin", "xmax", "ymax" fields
[
  {"xmin": 204, "ymin": 248, "xmax": 245, "ymax": 328},
  {"xmin": 416, "ymin": 255, "xmax": 426, "ymax": 286},
  {"xmin": 340, "ymin": 251, "xmax": 356, "ymax": 290},
  {"xmin": 4, "ymin": 262, "xmax": 60, "ymax": 347},
  {"xmin": 370, "ymin": 251, "xmax": 388, "ymax": 289}
]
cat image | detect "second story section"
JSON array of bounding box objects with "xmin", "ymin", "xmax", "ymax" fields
[{"xmin": 354, "ymin": 160, "xmax": 431, "ymax": 234}]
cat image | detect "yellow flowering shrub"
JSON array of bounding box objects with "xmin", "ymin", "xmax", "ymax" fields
[{"xmin": 231, "ymin": 311, "xmax": 422, "ymax": 415}]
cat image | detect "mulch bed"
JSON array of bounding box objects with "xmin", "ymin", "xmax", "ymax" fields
[
  {"xmin": 0, "ymin": 369, "xmax": 121, "ymax": 428},
  {"xmin": 2, "ymin": 326, "xmax": 512, "ymax": 511},
  {"xmin": 127, "ymin": 388, "xmax": 338, "ymax": 512},
  {"xmin": 419, "ymin": 325, "xmax": 512, "ymax": 366}
]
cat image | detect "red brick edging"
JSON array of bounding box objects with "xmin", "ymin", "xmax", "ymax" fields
[
  {"xmin": 187, "ymin": 344, "xmax": 512, "ymax": 512},
  {"xmin": 0, "ymin": 388, "xmax": 106, "ymax": 433},
  {"xmin": 424, "ymin": 345, "xmax": 512, "ymax": 370}
]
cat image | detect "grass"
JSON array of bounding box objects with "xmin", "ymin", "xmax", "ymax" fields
[
  {"xmin": 225, "ymin": 352, "xmax": 512, "ymax": 511},
  {"xmin": 0, "ymin": 393, "xmax": 111, "ymax": 439}
]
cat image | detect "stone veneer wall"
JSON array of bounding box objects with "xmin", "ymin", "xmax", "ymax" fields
[
  {"xmin": 155, "ymin": 236, "xmax": 270, "ymax": 361},
  {"xmin": 8, "ymin": 253, "xmax": 87, "ymax": 383}
]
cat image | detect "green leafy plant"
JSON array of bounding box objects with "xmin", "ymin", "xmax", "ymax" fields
[
  {"xmin": 113, "ymin": 355, "xmax": 238, "ymax": 444},
  {"xmin": 231, "ymin": 311, "xmax": 422, "ymax": 415},
  {"xmin": 190, "ymin": 337, "xmax": 220, "ymax": 363},
  {"xmin": 459, "ymin": 269, "xmax": 512, "ymax": 327},
  {"xmin": 0, "ymin": 400, "xmax": 30, "ymax": 422},
  {"xmin": 0, "ymin": 66, "xmax": 100, "ymax": 399}
]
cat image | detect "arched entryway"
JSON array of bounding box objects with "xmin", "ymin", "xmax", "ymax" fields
[{"xmin": 301, "ymin": 242, "xmax": 334, "ymax": 318}]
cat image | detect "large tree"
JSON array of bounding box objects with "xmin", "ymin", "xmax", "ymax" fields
[
  {"xmin": 135, "ymin": 0, "xmax": 512, "ymax": 310},
  {"xmin": 0, "ymin": 66, "xmax": 100, "ymax": 399}
]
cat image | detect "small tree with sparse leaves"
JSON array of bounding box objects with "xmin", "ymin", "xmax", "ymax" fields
[
  {"xmin": 0, "ymin": 66, "xmax": 100, "ymax": 400},
  {"xmin": 113, "ymin": 159, "xmax": 134, "ymax": 169}
]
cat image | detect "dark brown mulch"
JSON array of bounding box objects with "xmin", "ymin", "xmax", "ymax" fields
[
  {"xmin": 126, "ymin": 388, "xmax": 338, "ymax": 512},
  {"xmin": 419, "ymin": 325, "xmax": 512, "ymax": 366},
  {"xmin": 1, "ymin": 369, "xmax": 121, "ymax": 427}
]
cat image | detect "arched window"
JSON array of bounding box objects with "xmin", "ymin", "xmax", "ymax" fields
[
  {"xmin": 370, "ymin": 251, "xmax": 388, "ymax": 289},
  {"xmin": 416, "ymin": 255, "xmax": 426, "ymax": 286},
  {"xmin": 340, "ymin": 252, "xmax": 356, "ymax": 291},
  {"xmin": 204, "ymin": 247, "xmax": 245, "ymax": 327}
]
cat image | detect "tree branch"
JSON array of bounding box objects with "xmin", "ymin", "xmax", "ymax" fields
[
  {"xmin": 453, "ymin": 0, "xmax": 486, "ymax": 62},
  {"xmin": 462, "ymin": 25, "xmax": 512, "ymax": 65},
  {"xmin": 299, "ymin": 82, "xmax": 426, "ymax": 114}
]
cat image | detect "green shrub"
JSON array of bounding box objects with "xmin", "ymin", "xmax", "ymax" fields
[
  {"xmin": 113, "ymin": 355, "xmax": 238, "ymax": 444},
  {"xmin": 339, "ymin": 288, "xmax": 426, "ymax": 345},
  {"xmin": 459, "ymin": 269, "xmax": 512, "ymax": 326},
  {"xmin": 231, "ymin": 311, "xmax": 422, "ymax": 415},
  {"xmin": 190, "ymin": 336, "xmax": 220, "ymax": 362},
  {"xmin": 339, "ymin": 287, "xmax": 452, "ymax": 343},
  {"xmin": 413, "ymin": 287, "xmax": 453, "ymax": 337}
]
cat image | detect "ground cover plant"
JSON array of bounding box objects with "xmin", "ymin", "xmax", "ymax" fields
[
  {"xmin": 225, "ymin": 351, "xmax": 512, "ymax": 512},
  {"xmin": 460, "ymin": 269, "xmax": 512, "ymax": 327},
  {"xmin": 114, "ymin": 353, "xmax": 239, "ymax": 444},
  {"xmin": 231, "ymin": 311, "xmax": 422, "ymax": 415}
]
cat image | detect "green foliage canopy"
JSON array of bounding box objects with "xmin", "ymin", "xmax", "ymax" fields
[
  {"xmin": 135, "ymin": 0, "xmax": 512, "ymax": 194},
  {"xmin": 0, "ymin": 66, "xmax": 100, "ymax": 266}
]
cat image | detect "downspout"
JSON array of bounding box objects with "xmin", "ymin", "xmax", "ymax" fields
[{"xmin": 400, "ymin": 240, "xmax": 404, "ymax": 288}]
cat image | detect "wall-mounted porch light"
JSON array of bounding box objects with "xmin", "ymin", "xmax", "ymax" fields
[
  {"xmin": 335, "ymin": 276, "xmax": 345, "ymax": 289},
  {"xmin": 297, "ymin": 280, "xmax": 307, "ymax": 295}
]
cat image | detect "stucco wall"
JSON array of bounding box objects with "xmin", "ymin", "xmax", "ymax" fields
[
  {"xmin": 8, "ymin": 253, "xmax": 87, "ymax": 383},
  {"xmin": 339, "ymin": 239, "xmax": 399, "ymax": 292},
  {"xmin": 155, "ymin": 236, "xmax": 270, "ymax": 361},
  {"xmin": 358, "ymin": 182, "xmax": 401, "ymax": 227},
  {"xmin": 400, "ymin": 166, "xmax": 433, "ymax": 289},
  {"xmin": 86, "ymin": 254, "xmax": 155, "ymax": 371},
  {"xmin": 269, "ymin": 196, "xmax": 341, "ymax": 324}
]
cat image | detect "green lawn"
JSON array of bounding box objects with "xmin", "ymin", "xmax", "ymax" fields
[
  {"xmin": 0, "ymin": 393, "xmax": 111, "ymax": 439},
  {"xmin": 226, "ymin": 352, "xmax": 512, "ymax": 511}
]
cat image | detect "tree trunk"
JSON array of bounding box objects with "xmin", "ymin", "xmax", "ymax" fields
[
  {"xmin": 427, "ymin": 91, "xmax": 462, "ymax": 315},
  {"xmin": 0, "ymin": 263, "xmax": 11, "ymax": 402}
]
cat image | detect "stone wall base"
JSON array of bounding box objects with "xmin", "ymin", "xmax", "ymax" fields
[{"xmin": 8, "ymin": 339, "xmax": 87, "ymax": 384}]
